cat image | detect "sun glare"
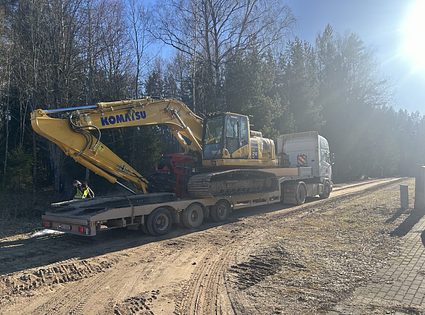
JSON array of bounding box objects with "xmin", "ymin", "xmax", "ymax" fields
[{"xmin": 403, "ymin": 1, "xmax": 425, "ymax": 69}]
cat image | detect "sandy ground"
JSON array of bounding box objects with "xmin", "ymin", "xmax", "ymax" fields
[{"xmin": 0, "ymin": 177, "xmax": 416, "ymax": 314}]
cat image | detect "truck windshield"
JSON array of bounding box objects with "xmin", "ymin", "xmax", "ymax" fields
[{"xmin": 203, "ymin": 116, "xmax": 224, "ymax": 159}]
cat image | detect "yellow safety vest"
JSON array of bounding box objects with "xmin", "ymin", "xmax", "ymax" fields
[{"xmin": 74, "ymin": 187, "xmax": 89, "ymax": 199}]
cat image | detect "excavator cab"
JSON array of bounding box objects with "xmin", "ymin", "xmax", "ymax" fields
[{"xmin": 202, "ymin": 113, "xmax": 250, "ymax": 160}]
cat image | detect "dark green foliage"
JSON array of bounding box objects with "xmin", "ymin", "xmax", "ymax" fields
[
  {"xmin": 195, "ymin": 61, "xmax": 219, "ymax": 114},
  {"xmin": 225, "ymin": 49, "xmax": 285, "ymax": 140},
  {"xmin": 144, "ymin": 62, "xmax": 183, "ymax": 154},
  {"xmin": 145, "ymin": 69, "xmax": 165, "ymax": 98},
  {"xmin": 104, "ymin": 126, "xmax": 163, "ymax": 173},
  {"xmin": 278, "ymin": 38, "xmax": 324, "ymax": 132},
  {"xmin": 4, "ymin": 147, "xmax": 33, "ymax": 192}
]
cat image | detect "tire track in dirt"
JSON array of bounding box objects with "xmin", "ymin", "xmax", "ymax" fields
[
  {"xmin": 29, "ymin": 268, "xmax": 113, "ymax": 315},
  {"xmin": 229, "ymin": 250, "xmax": 287, "ymax": 290},
  {"xmin": 75, "ymin": 255, "xmax": 162, "ymax": 315},
  {"xmin": 112, "ymin": 295, "xmax": 155, "ymax": 315},
  {"xmin": 18, "ymin": 237, "xmax": 202, "ymax": 315},
  {"xmin": 0, "ymin": 257, "xmax": 116, "ymax": 297},
  {"xmin": 176, "ymin": 245, "xmax": 235, "ymax": 315},
  {"xmin": 224, "ymin": 243, "xmax": 305, "ymax": 314},
  {"xmin": 2, "ymin": 246, "xmax": 166, "ymax": 315}
]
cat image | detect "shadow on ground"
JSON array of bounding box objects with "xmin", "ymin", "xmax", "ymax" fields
[
  {"xmin": 385, "ymin": 207, "xmax": 407, "ymax": 224},
  {"xmin": 390, "ymin": 207, "xmax": 425, "ymax": 238}
]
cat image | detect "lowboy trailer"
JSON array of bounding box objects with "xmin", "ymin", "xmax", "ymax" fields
[{"xmin": 42, "ymin": 131, "xmax": 334, "ymax": 237}]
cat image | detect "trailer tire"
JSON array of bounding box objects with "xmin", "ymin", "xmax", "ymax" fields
[
  {"xmin": 182, "ymin": 203, "xmax": 204, "ymax": 228},
  {"xmin": 210, "ymin": 199, "xmax": 230, "ymax": 222},
  {"xmin": 320, "ymin": 180, "xmax": 331, "ymax": 199},
  {"xmin": 295, "ymin": 182, "xmax": 307, "ymax": 205},
  {"xmin": 147, "ymin": 207, "xmax": 173, "ymax": 236}
]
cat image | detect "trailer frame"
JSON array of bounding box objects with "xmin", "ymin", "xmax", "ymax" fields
[{"xmin": 42, "ymin": 172, "xmax": 330, "ymax": 237}]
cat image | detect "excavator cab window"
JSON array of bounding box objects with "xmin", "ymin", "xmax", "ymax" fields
[
  {"xmin": 224, "ymin": 115, "xmax": 249, "ymax": 158},
  {"xmin": 241, "ymin": 118, "xmax": 248, "ymax": 146},
  {"xmin": 203, "ymin": 115, "xmax": 224, "ymax": 159},
  {"xmin": 203, "ymin": 114, "xmax": 249, "ymax": 160},
  {"xmin": 225, "ymin": 116, "xmax": 240, "ymax": 154}
]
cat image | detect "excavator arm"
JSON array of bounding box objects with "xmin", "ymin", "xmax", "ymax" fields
[
  {"xmin": 31, "ymin": 97, "xmax": 204, "ymax": 194},
  {"xmin": 76, "ymin": 98, "xmax": 203, "ymax": 153}
]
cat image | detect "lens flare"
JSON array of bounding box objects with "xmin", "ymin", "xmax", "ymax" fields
[{"xmin": 403, "ymin": 1, "xmax": 425, "ymax": 69}]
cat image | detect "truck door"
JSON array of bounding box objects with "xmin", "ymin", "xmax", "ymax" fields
[{"xmin": 319, "ymin": 135, "xmax": 332, "ymax": 179}]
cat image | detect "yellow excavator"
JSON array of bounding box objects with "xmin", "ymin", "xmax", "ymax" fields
[{"xmin": 31, "ymin": 97, "xmax": 278, "ymax": 198}]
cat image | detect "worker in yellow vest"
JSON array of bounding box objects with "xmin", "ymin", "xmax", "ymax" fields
[{"xmin": 69, "ymin": 180, "xmax": 95, "ymax": 200}]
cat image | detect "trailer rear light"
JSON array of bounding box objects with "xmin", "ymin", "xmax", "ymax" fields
[
  {"xmin": 58, "ymin": 224, "xmax": 72, "ymax": 230},
  {"xmin": 43, "ymin": 221, "xmax": 52, "ymax": 228},
  {"xmin": 78, "ymin": 226, "xmax": 89, "ymax": 234}
]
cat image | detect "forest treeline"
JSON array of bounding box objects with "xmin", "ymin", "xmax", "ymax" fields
[{"xmin": 0, "ymin": 0, "xmax": 424, "ymax": 195}]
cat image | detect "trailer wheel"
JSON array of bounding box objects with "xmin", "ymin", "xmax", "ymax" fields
[
  {"xmin": 210, "ymin": 199, "xmax": 230, "ymax": 222},
  {"xmin": 295, "ymin": 182, "xmax": 307, "ymax": 205},
  {"xmin": 320, "ymin": 180, "xmax": 331, "ymax": 199},
  {"xmin": 182, "ymin": 203, "xmax": 204, "ymax": 228},
  {"xmin": 147, "ymin": 207, "xmax": 173, "ymax": 236}
]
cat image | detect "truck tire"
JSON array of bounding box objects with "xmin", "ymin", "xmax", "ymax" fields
[
  {"xmin": 147, "ymin": 207, "xmax": 173, "ymax": 236},
  {"xmin": 182, "ymin": 203, "xmax": 204, "ymax": 228},
  {"xmin": 320, "ymin": 180, "xmax": 331, "ymax": 199},
  {"xmin": 295, "ymin": 182, "xmax": 307, "ymax": 205},
  {"xmin": 141, "ymin": 221, "xmax": 151, "ymax": 235},
  {"xmin": 210, "ymin": 199, "xmax": 230, "ymax": 222}
]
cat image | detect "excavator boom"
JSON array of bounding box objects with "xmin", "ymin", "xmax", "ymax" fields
[{"xmin": 31, "ymin": 97, "xmax": 204, "ymax": 194}]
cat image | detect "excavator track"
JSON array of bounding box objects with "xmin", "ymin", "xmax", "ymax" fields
[{"xmin": 187, "ymin": 169, "xmax": 278, "ymax": 198}]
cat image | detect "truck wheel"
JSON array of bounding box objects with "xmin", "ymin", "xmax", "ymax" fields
[
  {"xmin": 147, "ymin": 207, "xmax": 173, "ymax": 236},
  {"xmin": 295, "ymin": 182, "xmax": 307, "ymax": 205},
  {"xmin": 141, "ymin": 222, "xmax": 151, "ymax": 235},
  {"xmin": 182, "ymin": 203, "xmax": 204, "ymax": 228},
  {"xmin": 320, "ymin": 180, "xmax": 331, "ymax": 199},
  {"xmin": 210, "ymin": 200, "xmax": 230, "ymax": 222}
]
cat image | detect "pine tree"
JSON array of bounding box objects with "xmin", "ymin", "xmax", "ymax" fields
[{"xmin": 278, "ymin": 37, "xmax": 323, "ymax": 132}]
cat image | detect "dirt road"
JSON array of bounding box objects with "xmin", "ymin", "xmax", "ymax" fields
[{"xmin": 0, "ymin": 178, "xmax": 414, "ymax": 314}]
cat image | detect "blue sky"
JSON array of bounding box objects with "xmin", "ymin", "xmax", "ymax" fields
[{"xmin": 285, "ymin": 0, "xmax": 425, "ymax": 115}]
